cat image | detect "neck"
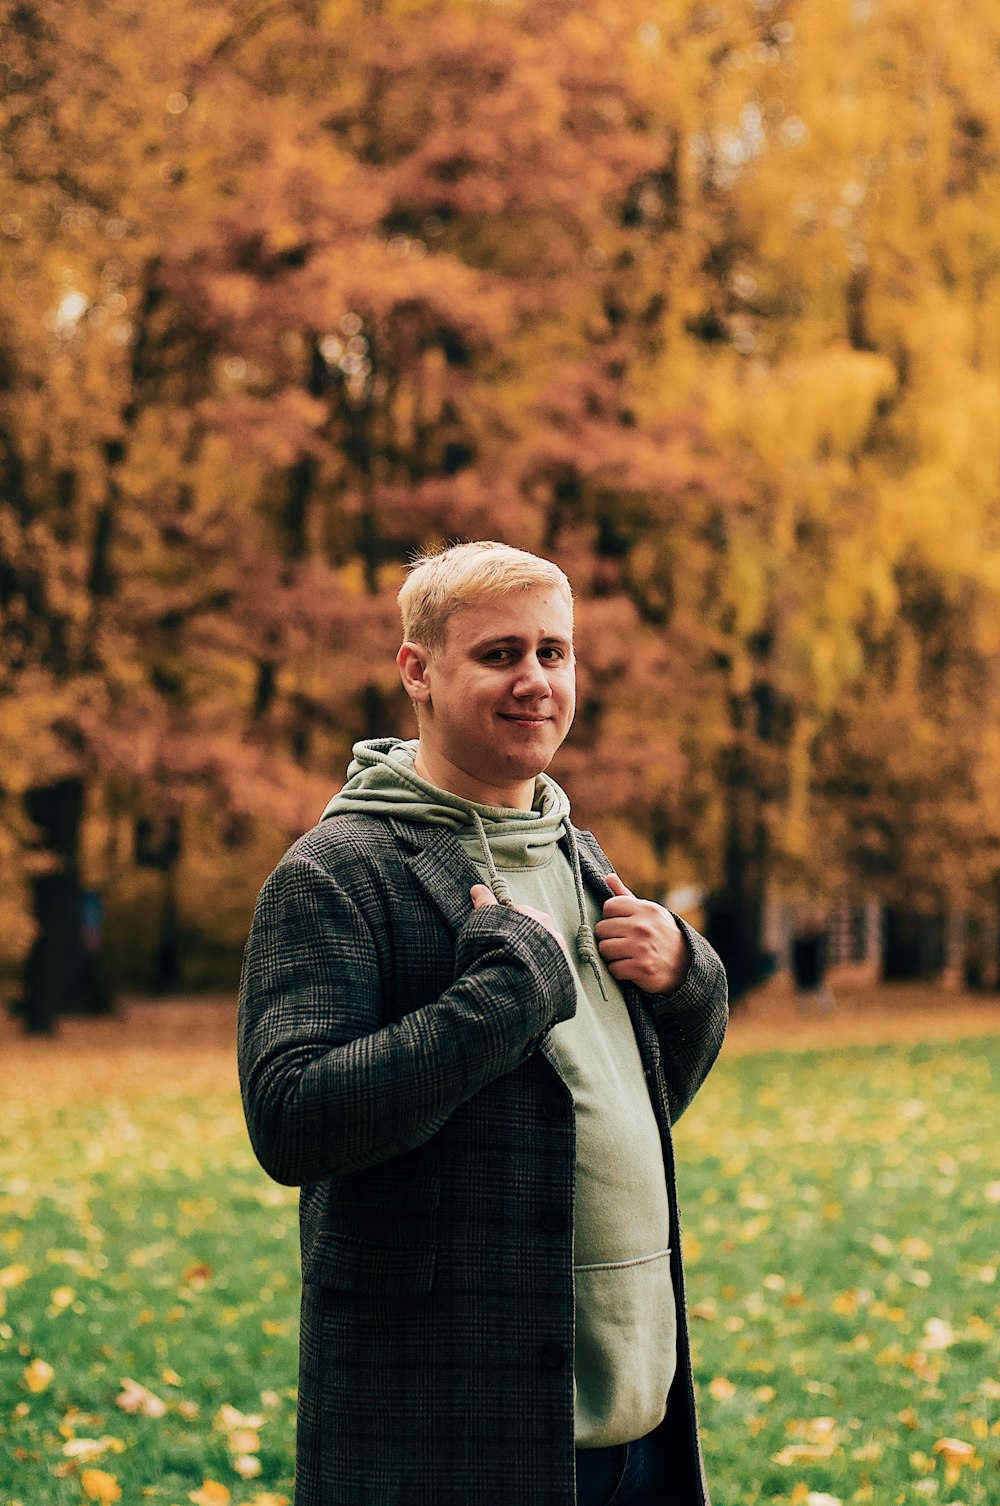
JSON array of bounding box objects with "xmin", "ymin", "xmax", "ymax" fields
[{"xmin": 413, "ymin": 743, "xmax": 535, "ymax": 811}]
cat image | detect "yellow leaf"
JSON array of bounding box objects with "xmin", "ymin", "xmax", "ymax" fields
[
  {"xmin": 932, "ymin": 1437, "xmax": 975, "ymax": 1463},
  {"xmin": 708, "ymin": 1376, "xmax": 736, "ymax": 1401},
  {"xmin": 689, "ymin": 1299, "xmax": 717, "ymax": 1321},
  {"xmin": 1, "ymin": 1263, "xmax": 31, "ymax": 1288},
  {"xmin": 116, "ymin": 1378, "xmax": 166, "ymax": 1418},
  {"xmin": 81, "ymin": 1470, "xmax": 122, "ymax": 1504},
  {"xmin": 189, "ymin": 1485, "xmax": 230, "ymax": 1506},
  {"xmin": 216, "ymin": 1404, "xmax": 263, "ymax": 1431},
  {"xmin": 228, "ymin": 1429, "xmax": 260, "ymax": 1453},
  {"xmin": 773, "ymin": 1444, "xmax": 837, "ymax": 1465},
  {"xmin": 50, "ymin": 1286, "xmax": 76, "ymax": 1313},
  {"xmin": 24, "ymin": 1358, "xmax": 54, "ymax": 1393},
  {"xmin": 63, "ymin": 1438, "xmax": 125, "ymax": 1462},
  {"xmin": 162, "ymin": 1368, "xmax": 184, "ymax": 1387},
  {"xmin": 233, "ymin": 1454, "xmax": 263, "ymax": 1479}
]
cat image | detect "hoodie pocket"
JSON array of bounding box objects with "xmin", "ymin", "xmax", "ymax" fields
[{"xmin": 573, "ymin": 1248, "xmax": 677, "ymax": 1448}]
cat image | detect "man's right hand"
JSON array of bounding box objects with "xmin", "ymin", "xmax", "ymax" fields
[{"xmin": 470, "ymin": 884, "xmax": 566, "ymax": 951}]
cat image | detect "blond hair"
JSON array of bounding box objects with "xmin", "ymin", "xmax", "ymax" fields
[{"xmin": 398, "ymin": 541, "xmax": 573, "ymax": 653}]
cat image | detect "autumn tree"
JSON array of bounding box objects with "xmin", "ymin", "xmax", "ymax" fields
[{"xmin": 4, "ymin": 0, "xmax": 1000, "ymax": 1016}]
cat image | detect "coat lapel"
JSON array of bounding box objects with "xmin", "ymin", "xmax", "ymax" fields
[{"xmin": 390, "ymin": 820, "xmax": 483, "ymax": 934}]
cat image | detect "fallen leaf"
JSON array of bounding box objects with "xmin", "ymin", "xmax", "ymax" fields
[
  {"xmin": 708, "ymin": 1376, "xmax": 736, "ymax": 1401},
  {"xmin": 921, "ymin": 1318, "xmax": 955, "ymax": 1350},
  {"xmin": 116, "ymin": 1378, "xmax": 166, "ymax": 1418},
  {"xmin": 932, "ymin": 1438, "xmax": 975, "ymax": 1463},
  {"xmin": 80, "ymin": 1470, "xmax": 121, "ymax": 1504},
  {"xmin": 63, "ymin": 1438, "xmax": 125, "ymax": 1463},
  {"xmin": 24, "ymin": 1358, "xmax": 54, "ymax": 1393},
  {"xmin": 0, "ymin": 1263, "xmax": 31, "ymax": 1288},
  {"xmin": 189, "ymin": 1485, "xmax": 230, "ymax": 1506},
  {"xmin": 233, "ymin": 1454, "xmax": 262, "ymax": 1479},
  {"xmin": 228, "ymin": 1429, "xmax": 260, "ymax": 1453},
  {"xmin": 216, "ymin": 1404, "xmax": 264, "ymax": 1431},
  {"xmin": 772, "ymin": 1443, "xmax": 837, "ymax": 1465}
]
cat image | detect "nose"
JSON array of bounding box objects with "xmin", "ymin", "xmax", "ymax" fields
[{"xmin": 512, "ymin": 656, "xmax": 552, "ymax": 698}]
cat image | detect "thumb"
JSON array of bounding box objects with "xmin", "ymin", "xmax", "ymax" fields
[
  {"xmin": 605, "ymin": 872, "xmax": 633, "ymax": 897},
  {"xmin": 470, "ymin": 883, "xmax": 499, "ymax": 908}
]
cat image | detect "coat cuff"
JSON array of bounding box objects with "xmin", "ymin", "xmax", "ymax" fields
[{"xmin": 641, "ymin": 913, "xmax": 727, "ymax": 1022}]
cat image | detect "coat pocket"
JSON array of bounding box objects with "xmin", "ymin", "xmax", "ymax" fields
[{"xmin": 304, "ymin": 1230, "xmax": 436, "ymax": 1296}]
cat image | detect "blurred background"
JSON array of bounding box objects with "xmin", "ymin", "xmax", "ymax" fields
[{"xmin": 4, "ymin": 0, "xmax": 1000, "ymax": 1029}]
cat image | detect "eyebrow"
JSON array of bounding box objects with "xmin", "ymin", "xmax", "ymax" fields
[{"xmin": 469, "ymin": 633, "xmax": 574, "ymax": 653}]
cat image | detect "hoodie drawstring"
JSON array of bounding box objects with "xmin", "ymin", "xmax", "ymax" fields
[
  {"xmin": 470, "ymin": 811, "xmax": 516, "ymax": 906},
  {"xmin": 564, "ymin": 817, "xmax": 609, "ymax": 1002},
  {"xmin": 470, "ymin": 810, "xmax": 609, "ymax": 1002}
]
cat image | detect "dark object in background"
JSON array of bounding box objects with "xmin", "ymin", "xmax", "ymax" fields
[{"xmin": 790, "ymin": 928, "xmax": 826, "ymax": 992}]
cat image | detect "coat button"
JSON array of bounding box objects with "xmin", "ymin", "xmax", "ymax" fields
[
  {"xmin": 539, "ymin": 1341, "xmax": 566, "ymax": 1368},
  {"xmin": 540, "ymin": 1204, "xmax": 568, "ymax": 1233},
  {"xmin": 542, "ymin": 1095, "xmax": 567, "ymax": 1121}
]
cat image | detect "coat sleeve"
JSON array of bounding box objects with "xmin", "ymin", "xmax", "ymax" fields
[
  {"xmin": 237, "ymin": 849, "xmax": 577, "ymax": 1186},
  {"xmin": 640, "ymin": 914, "xmax": 728, "ymax": 1124}
]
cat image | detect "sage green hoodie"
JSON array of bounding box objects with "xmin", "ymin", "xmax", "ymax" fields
[{"xmin": 322, "ymin": 738, "xmax": 677, "ymax": 1447}]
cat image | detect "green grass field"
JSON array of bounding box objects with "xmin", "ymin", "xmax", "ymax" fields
[{"xmin": 1, "ymin": 1036, "xmax": 997, "ymax": 1505}]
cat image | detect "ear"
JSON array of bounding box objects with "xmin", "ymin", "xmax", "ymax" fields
[{"xmin": 397, "ymin": 641, "xmax": 433, "ymax": 705}]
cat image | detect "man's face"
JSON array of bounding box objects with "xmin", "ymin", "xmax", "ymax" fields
[{"xmin": 404, "ymin": 586, "xmax": 576, "ymax": 808}]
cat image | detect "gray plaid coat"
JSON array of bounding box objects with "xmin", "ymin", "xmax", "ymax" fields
[{"xmin": 238, "ymin": 812, "xmax": 728, "ymax": 1506}]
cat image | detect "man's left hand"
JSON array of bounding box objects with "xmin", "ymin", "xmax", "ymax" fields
[{"xmin": 594, "ymin": 873, "xmax": 690, "ymax": 995}]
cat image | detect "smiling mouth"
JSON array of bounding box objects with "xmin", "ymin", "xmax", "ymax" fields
[{"xmin": 498, "ymin": 713, "xmax": 550, "ymax": 724}]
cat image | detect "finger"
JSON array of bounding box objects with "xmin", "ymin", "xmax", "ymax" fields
[
  {"xmin": 605, "ymin": 872, "xmax": 633, "ymax": 897},
  {"xmin": 470, "ymin": 884, "xmax": 498, "ymax": 908},
  {"xmin": 605, "ymin": 957, "xmax": 642, "ymax": 983},
  {"xmin": 597, "ymin": 937, "xmax": 635, "ymax": 962},
  {"xmin": 596, "ymin": 908, "xmax": 640, "ymax": 933}
]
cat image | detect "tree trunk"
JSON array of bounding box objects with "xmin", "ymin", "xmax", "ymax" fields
[
  {"xmin": 21, "ymin": 777, "xmax": 98, "ymax": 1033},
  {"xmin": 150, "ymin": 814, "xmax": 183, "ymax": 995},
  {"xmin": 704, "ymin": 733, "xmax": 771, "ymax": 1004}
]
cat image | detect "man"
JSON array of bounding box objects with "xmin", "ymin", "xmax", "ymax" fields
[{"xmin": 238, "ymin": 541, "xmax": 728, "ymax": 1506}]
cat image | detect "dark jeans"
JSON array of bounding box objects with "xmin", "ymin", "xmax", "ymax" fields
[{"xmin": 575, "ymin": 1430, "xmax": 667, "ymax": 1506}]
